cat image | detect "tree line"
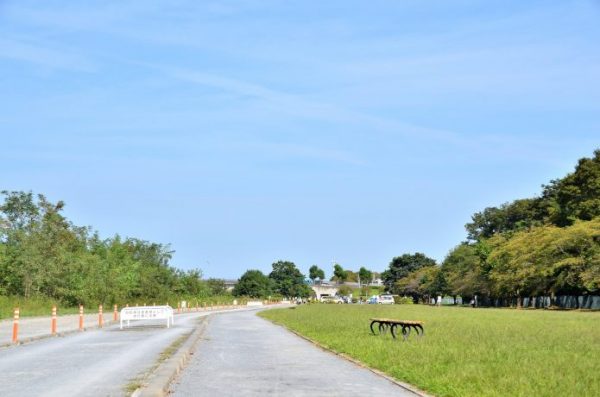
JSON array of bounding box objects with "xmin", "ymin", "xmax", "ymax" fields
[
  {"xmin": 382, "ymin": 149, "xmax": 600, "ymax": 305},
  {"xmin": 233, "ymin": 262, "xmax": 380, "ymax": 298},
  {"xmin": 233, "ymin": 261, "xmax": 312, "ymax": 298},
  {"xmin": 308, "ymin": 263, "xmax": 376, "ymax": 285},
  {"xmin": 5, "ymin": 149, "xmax": 597, "ymax": 305},
  {"xmin": 0, "ymin": 191, "xmax": 227, "ymax": 306}
]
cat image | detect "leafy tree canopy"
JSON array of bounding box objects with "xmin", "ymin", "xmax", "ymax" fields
[
  {"xmin": 0, "ymin": 190, "xmax": 218, "ymax": 305},
  {"xmin": 308, "ymin": 265, "xmax": 325, "ymax": 282},
  {"xmin": 466, "ymin": 149, "xmax": 600, "ymax": 240},
  {"xmin": 206, "ymin": 278, "xmax": 227, "ymax": 295},
  {"xmin": 382, "ymin": 253, "xmax": 437, "ymax": 292},
  {"xmin": 441, "ymin": 243, "xmax": 489, "ymax": 299},
  {"xmin": 358, "ymin": 267, "xmax": 372, "ymax": 284},
  {"xmin": 232, "ymin": 270, "xmax": 273, "ymax": 298},
  {"xmin": 331, "ymin": 263, "xmax": 348, "ymax": 283},
  {"xmin": 269, "ymin": 260, "xmax": 311, "ymax": 298},
  {"xmin": 486, "ymin": 219, "xmax": 600, "ymax": 296}
]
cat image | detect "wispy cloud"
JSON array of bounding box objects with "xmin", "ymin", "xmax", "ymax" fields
[
  {"xmin": 148, "ymin": 64, "xmax": 588, "ymax": 166},
  {"xmin": 163, "ymin": 66, "xmax": 469, "ymax": 143}
]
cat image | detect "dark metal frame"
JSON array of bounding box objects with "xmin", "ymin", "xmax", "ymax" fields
[{"xmin": 369, "ymin": 320, "xmax": 424, "ymax": 341}]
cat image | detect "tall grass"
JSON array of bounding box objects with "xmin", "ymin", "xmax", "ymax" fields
[
  {"xmin": 0, "ymin": 294, "xmax": 244, "ymax": 320},
  {"xmin": 0, "ymin": 296, "xmax": 79, "ymax": 319},
  {"xmin": 259, "ymin": 304, "xmax": 600, "ymax": 397}
]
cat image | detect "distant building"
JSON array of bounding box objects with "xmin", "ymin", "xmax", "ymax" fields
[
  {"xmin": 223, "ymin": 279, "xmax": 238, "ymax": 292},
  {"xmin": 311, "ymin": 283, "xmax": 339, "ymax": 300}
]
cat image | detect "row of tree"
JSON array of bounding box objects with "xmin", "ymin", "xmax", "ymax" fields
[
  {"xmin": 234, "ymin": 262, "xmax": 380, "ymax": 298},
  {"xmin": 233, "ymin": 261, "xmax": 311, "ymax": 298},
  {"xmin": 308, "ymin": 263, "xmax": 376, "ymax": 284},
  {"xmin": 0, "ymin": 191, "xmax": 227, "ymax": 305},
  {"xmin": 382, "ymin": 149, "xmax": 600, "ymax": 305},
  {"xmin": 0, "ymin": 190, "xmax": 376, "ymax": 303}
]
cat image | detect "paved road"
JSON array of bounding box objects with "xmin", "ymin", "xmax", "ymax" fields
[
  {"xmin": 0, "ymin": 312, "xmax": 117, "ymax": 346},
  {"xmin": 170, "ymin": 310, "xmax": 415, "ymax": 397},
  {"xmin": 0, "ymin": 307, "xmax": 245, "ymax": 397}
]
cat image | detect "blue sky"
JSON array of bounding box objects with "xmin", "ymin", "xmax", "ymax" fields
[{"xmin": 1, "ymin": 0, "xmax": 599, "ymax": 278}]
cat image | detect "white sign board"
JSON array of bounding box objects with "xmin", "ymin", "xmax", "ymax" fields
[{"xmin": 120, "ymin": 306, "xmax": 174, "ymax": 329}]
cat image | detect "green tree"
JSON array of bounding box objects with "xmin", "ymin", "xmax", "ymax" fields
[
  {"xmin": 441, "ymin": 243, "xmax": 490, "ymax": 301},
  {"xmin": 487, "ymin": 219, "xmax": 600, "ymax": 302},
  {"xmin": 332, "ymin": 263, "xmax": 348, "ymax": 283},
  {"xmin": 308, "ymin": 265, "xmax": 325, "ymax": 283},
  {"xmin": 465, "ymin": 149, "xmax": 600, "ymax": 241},
  {"xmin": 395, "ymin": 266, "xmax": 439, "ymax": 303},
  {"xmin": 232, "ymin": 270, "xmax": 273, "ymax": 298},
  {"xmin": 269, "ymin": 260, "xmax": 311, "ymax": 298},
  {"xmin": 345, "ymin": 270, "xmax": 358, "ymax": 282},
  {"xmin": 207, "ymin": 278, "xmax": 227, "ymax": 295},
  {"xmin": 358, "ymin": 267, "xmax": 372, "ymax": 285},
  {"xmin": 465, "ymin": 199, "xmax": 543, "ymax": 241},
  {"xmin": 429, "ymin": 268, "xmax": 449, "ymax": 297},
  {"xmin": 547, "ymin": 149, "xmax": 600, "ymax": 226},
  {"xmin": 0, "ymin": 190, "xmax": 224, "ymax": 306},
  {"xmin": 382, "ymin": 253, "xmax": 437, "ymax": 292},
  {"xmin": 174, "ymin": 268, "xmax": 209, "ymax": 297}
]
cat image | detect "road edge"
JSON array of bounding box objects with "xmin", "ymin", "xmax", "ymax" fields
[
  {"xmin": 260, "ymin": 315, "xmax": 434, "ymax": 397},
  {"xmin": 132, "ymin": 315, "xmax": 210, "ymax": 397},
  {"xmin": 0, "ymin": 320, "xmax": 117, "ymax": 349}
]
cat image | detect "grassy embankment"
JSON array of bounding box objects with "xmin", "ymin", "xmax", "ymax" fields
[
  {"xmin": 0, "ymin": 296, "xmax": 79, "ymax": 319},
  {"xmin": 259, "ymin": 304, "xmax": 600, "ymax": 397}
]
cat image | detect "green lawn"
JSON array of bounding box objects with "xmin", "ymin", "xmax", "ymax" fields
[{"xmin": 259, "ymin": 304, "xmax": 600, "ymax": 397}]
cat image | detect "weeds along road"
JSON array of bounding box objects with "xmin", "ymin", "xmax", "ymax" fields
[{"xmin": 0, "ymin": 308, "xmax": 250, "ymax": 397}]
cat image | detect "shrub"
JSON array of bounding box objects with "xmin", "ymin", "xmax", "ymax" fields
[{"xmin": 393, "ymin": 296, "xmax": 414, "ymax": 304}]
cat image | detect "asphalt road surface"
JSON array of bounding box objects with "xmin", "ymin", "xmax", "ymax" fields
[
  {"xmin": 0, "ymin": 312, "xmax": 119, "ymax": 346},
  {"xmin": 0, "ymin": 308, "xmax": 245, "ymax": 397},
  {"xmin": 170, "ymin": 309, "xmax": 416, "ymax": 397}
]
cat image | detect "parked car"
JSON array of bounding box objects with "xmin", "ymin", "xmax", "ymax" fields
[
  {"xmin": 378, "ymin": 294, "xmax": 395, "ymax": 304},
  {"xmin": 367, "ymin": 295, "xmax": 379, "ymax": 304},
  {"xmin": 321, "ymin": 295, "xmax": 343, "ymax": 304}
]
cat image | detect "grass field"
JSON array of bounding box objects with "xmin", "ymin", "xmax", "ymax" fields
[{"xmin": 259, "ymin": 304, "xmax": 600, "ymax": 397}]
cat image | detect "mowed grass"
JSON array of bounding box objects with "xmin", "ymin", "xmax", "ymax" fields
[{"xmin": 259, "ymin": 304, "xmax": 600, "ymax": 397}]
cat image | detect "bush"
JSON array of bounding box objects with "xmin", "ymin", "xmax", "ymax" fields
[
  {"xmin": 337, "ymin": 285, "xmax": 353, "ymax": 296},
  {"xmin": 394, "ymin": 296, "xmax": 414, "ymax": 304}
]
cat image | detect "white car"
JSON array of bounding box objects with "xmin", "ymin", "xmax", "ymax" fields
[
  {"xmin": 378, "ymin": 295, "xmax": 395, "ymax": 304},
  {"xmin": 367, "ymin": 295, "xmax": 379, "ymax": 304},
  {"xmin": 321, "ymin": 296, "xmax": 343, "ymax": 304}
]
